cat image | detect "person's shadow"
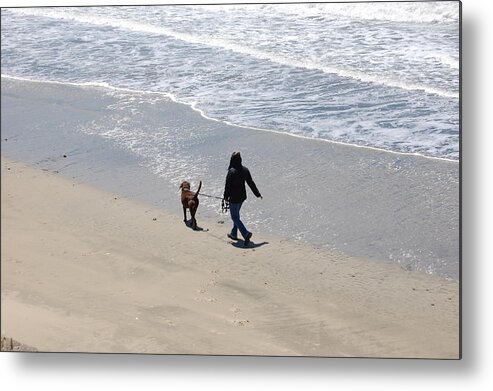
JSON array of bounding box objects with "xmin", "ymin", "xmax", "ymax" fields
[{"xmin": 230, "ymin": 240, "xmax": 269, "ymax": 249}]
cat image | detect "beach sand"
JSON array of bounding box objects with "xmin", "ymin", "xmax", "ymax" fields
[{"xmin": 1, "ymin": 156, "xmax": 459, "ymax": 358}]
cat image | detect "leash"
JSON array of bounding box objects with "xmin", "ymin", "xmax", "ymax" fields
[
  {"xmin": 200, "ymin": 193, "xmax": 230, "ymax": 213},
  {"xmin": 200, "ymin": 193, "xmax": 223, "ymax": 200}
]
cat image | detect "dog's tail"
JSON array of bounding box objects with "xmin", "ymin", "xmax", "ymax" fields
[{"xmin": 194, "ymin": 180, "xmax": 202, "ymax": 200}]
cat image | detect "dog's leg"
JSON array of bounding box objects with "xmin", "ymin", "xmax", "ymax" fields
[
  {"xmin": 191, "ymin": 209, "xmax": 197, "ymax": 230},
  {"xmin": 183, "ymin": 206, "xmax": 187, "ymax": 223},
  {"xmin": 188, "ymin": 200, "xmax": 197, "ymax": 230}
]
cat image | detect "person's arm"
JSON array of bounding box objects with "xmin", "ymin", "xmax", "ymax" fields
[
  {"xmin": 245, "ymin": 168, "xmax": 262, "ymax": 198},
  {"xmin": 223, "ymin": 169, "xmax": 233, "ymax": 201}
]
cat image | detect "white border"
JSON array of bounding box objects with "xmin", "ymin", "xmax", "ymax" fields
[{"xmin": 2, "ymin": 0, "xmax": 492, "ymax": 390}]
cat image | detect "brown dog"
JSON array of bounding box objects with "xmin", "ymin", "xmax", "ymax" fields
[{"xmin": 179, "ymin": 180, "xmax": 202, "ymax": 230}]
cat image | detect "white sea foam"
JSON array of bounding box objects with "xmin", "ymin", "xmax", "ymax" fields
[
  {"xmin": 3, "ymin": 4, "xmax": 459, "ymax": 161},
  {"xmin": 9, "ymin": 7, "xmax": 459, "ymax": 99},
  {"xmin": 1, "ymin": 74, "xmax": 459, "ymax": 164},
  {"xmin": 0, "ymin": 73, "xmax": 178, "ymax": 100},
  {"xmin": 250, "ymin": 2, "xmax": 460, "ymax": 24}
]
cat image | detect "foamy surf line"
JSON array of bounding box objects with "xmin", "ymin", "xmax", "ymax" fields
[
  {"xmin": 8, "ymin": 8, "xmax": 459, "ymax": 100},
  {"xmin": 252, "ymin": 2, "xmax": 460, "ymax": 24},
  {"xmin": 1, "ymin": 74, "xmax": 459, "ymax": 164}
]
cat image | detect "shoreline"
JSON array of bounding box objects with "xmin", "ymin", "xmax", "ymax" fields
[
  {"xmin": 1, "ymin": 156, "xmax": 459, "ymax": 357},
  {"xmin": 1, "ymin": 77, "xmax": 460, "ymax": 280},
  {"xmin": 0, "ymin": 74, "xmax": 459, "ymax": 163}
]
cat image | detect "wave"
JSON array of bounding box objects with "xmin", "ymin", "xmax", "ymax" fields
[
  {"xmin": 254, "ymin": 2, "xmax": 460, "ymax": 25},
  {"xmin": 432, "ymin": 53, "xmax": 460, "ymax": 70},
  {"xmin": 8, "ymin": 7, "xmax": 459, "ymax": 100},
  {"xmin": 1, "ymin": 73, "xmax": 459, "ymax": 164}
]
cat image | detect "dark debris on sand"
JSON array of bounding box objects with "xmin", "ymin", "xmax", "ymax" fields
[{"xmin": 1, "ymin": 336, "xmax": 37, "ymax": 352}]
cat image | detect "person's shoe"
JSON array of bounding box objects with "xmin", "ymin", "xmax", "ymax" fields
[
  {"xmin": 227, "ymin": 233, "xmax": 239, "ymax": 241},
  {"xmin": 243, "ymin": 232, "xmax": 252, "ymax": 247}
]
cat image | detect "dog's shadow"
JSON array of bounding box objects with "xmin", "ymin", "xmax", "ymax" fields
[
  {"xmin": 230, "ymin": 241, "xmax": 269, "ymax": 249},
  {"xmin": 184, "ymin": 220, "xmax": 208, "ymax": 232}
]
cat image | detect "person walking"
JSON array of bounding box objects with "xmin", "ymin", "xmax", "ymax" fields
[{"xmin": 223, "ymin": 151, "xmax": 262, "ymax": 247}]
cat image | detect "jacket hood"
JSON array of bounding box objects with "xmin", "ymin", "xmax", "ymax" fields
[{"xmin": 229, "ymin": 151, "xmax": 242, "ymax": 169}]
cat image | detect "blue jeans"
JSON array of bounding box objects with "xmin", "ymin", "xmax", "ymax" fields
[{"xmin": 229, "ymin": 202, "xmax": 250, "ymax": 239}]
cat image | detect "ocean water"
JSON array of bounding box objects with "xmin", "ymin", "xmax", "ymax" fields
[
  {"xmin": 1, "ymin": 2, "xmax": 460, "ymax": 159},
  {"xmin": 1, "ymin": 3, "xmax": 460, "ymax": 280}
]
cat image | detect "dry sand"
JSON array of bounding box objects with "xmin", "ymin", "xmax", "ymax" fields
[{"xmin": 1, "ymin": 156, "xmax": 459, "ymax": 358}]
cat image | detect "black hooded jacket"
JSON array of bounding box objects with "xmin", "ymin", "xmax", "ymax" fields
[{"xmin": 223, "ymin": 153, "xmax": 261, "ymax": 204}]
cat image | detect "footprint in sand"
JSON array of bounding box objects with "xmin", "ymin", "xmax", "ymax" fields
[
  {"xmin": 233, "ymin": 319, "xmax": 250, "ymax": 327},
  {"xmin": 194, "ymin": 295, "xmax": 217, "ymax": 303}
]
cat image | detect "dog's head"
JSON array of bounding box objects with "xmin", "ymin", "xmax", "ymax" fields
[{"xmin": 179, "ymin": 181, "xmax": 191, "ymax": 192}]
